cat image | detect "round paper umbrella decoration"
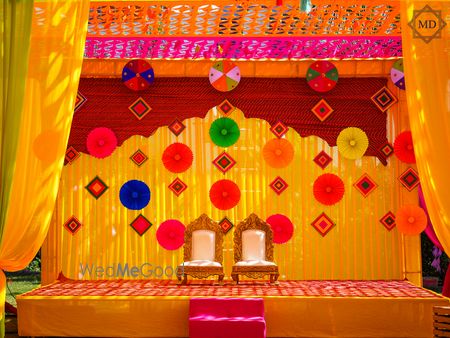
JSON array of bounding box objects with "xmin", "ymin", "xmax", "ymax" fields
[
  {"xmin": 209, "ymin": 117, "xmax": 240, "ymax": 147},
  {"xmin": 119, "ymin": 180, "xmax": 151, "ymax": 210},
  {"xmin": 263, "ymin": 139, "xmax": 295, "ymax": 168},
  {"xmin": 209, "ymin": 60, "xmax": 241, "ymax": 92},
  {"xmin": 306, "ymin": 61, "xmax": 339, "ymax": 93},
  {"xmin": 209, "ymin": 179, "xmax": 241, "ymax": 210},
  {"xmin": 396, "ymin": 205, "xmax": 427, "ymax": 235},
  {"xmin": 390, "ymin": 59, "xmax": 405, "ymax": 90},
  {"xmin": 266, "ymin": 214, "xmax": 294, "ymax": 244},
  {"xmin": 157, "ymin": 220, "xmax": 186, "ymax": 250},
  {"xmin": 122, "ymin": 59, "xmax": 155, "ymax": 91},
  {"xmin": 394, "ymin": 131, "xmax": 416, "ymax": 164},
  {"xmin": 162, "ymin": 143, "xmax": 193, "ymax": 173},
  {"xmin": 313, "ymin": 173, "xmax": 345, "ymax": 205},
  {"xmin": 336, "ymin": 127, "xmax": 369, "ymax": 160},
  {"xmin": 86, "ymin": 127, "xmax": 118, "ymax": 159}
]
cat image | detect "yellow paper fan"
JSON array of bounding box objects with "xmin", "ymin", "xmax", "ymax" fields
[{"xmin": 336, "ymin": 127, "xmax": 369, "ymax": 160}]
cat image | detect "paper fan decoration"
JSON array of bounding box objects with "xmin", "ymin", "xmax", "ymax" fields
[
  {"xmin": 157, "ymin": 220, "xmax": 186, "ymax": 250},
  {"xmin": 119, "ymin": 180, "xmax": 151, "ymax": 210},
  {"xmin": 313, "ymin": 174, "xmax": 345, "ymax": 206},
  {"xmin": 336, "ymin": 127, "xmax": 369, "ymax": 160},
  {"xmin": 162, "ymin": 143, "xmax": 193, "ymax": 173},
  {"xmin": 262, "ymin": 139, "xmax": 295, "ymax": 168},
  {"xmin": 266, "ymin": 214, "xmax": 294, "ymax": 244},
  {"xmin": 396, "ymin": 205, "xmax": 427, "ymax": 235},
  {"xmin": 122, "ymin": 59, "xmax": 154, "ymax": 91},
  {"xmin": 209, "ymin": 117, "xmax": 240, "ymax": 147},
  {"xmin": 306, "ymin": 61, "xmax": 339, "ymax": 93},
  {"xmin": 390, "ymin": 60, "xmax": 405, "ymax": 90},
  {"xmin": 86, "ymin": 127, "xmax": 118, "ymax": 159},
  {"xmin": 209, "ymin": 179, "xmax": 241, "ymax": 210},
  {"xmin": 394, "ymin": 131, "xmax": 416, "ymax": 164},
  {"xmin": 209, "ymin": 61, "xmax": 241, "ymax": 92}
]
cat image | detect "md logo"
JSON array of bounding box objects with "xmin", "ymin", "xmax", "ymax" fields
[{"xmin": 408, "ymin": 4, "xmax": 447, "ymax": 43}]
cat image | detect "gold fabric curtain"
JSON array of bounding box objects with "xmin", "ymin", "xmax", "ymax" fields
[{"xmin": 401, "ymin": 1, "xmax": 450, "ymax": 252}]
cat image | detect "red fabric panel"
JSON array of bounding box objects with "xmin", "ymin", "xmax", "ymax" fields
[{"xmin": 69, "ymin": 77, "xmax": 389, "ymax": 164}]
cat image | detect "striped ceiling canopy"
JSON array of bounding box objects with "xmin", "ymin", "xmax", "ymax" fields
[{"xmin": 72, "ymin": 0, "xmax": 401, "ymax": 59}]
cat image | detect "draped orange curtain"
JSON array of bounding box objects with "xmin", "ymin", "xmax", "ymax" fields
[
  {"xmin": 401, "ymin": 1, "xmax": 450, "ymax": 253},
  {"xmin": 0, "ymin": 0, "xmax": 89, "ymax": 328}
]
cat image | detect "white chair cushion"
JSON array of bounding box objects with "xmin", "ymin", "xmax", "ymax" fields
[
  {"xmin": 242, "ymin": 229, "xmax": 266, "ymax": 261},
  {"xmin": 235, "ymin": 260, "xmax": 276, "ymax": 266},
  {"xmin": 192, "ymin": 230, "xmax": 216, "ymax": 261},
  {"xmin": 182, "ymin": 260, "xmax": 222, "ymax": 267}
]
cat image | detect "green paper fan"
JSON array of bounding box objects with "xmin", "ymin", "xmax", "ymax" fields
[{"xmin": 209, "ymin": 117, "xmax": 240, "ymax": 148}]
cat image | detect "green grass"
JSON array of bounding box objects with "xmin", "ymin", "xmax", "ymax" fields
[{"xmin": 5, "ymin": 274, "xmax": 40, "ymax": 307}]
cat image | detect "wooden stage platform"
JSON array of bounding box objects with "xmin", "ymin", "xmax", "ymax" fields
[{"xmin": 17, "ymin": 279, "xmax": 449, "ymax": 337}]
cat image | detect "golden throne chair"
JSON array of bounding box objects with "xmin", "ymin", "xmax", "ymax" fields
[
  {"xmin": 231, "ymin": 213, "xmax": 279, "ymax": 284},
  {"xmin": 177, "ymin": 214, "xmax": 225, "ymax": 284}
]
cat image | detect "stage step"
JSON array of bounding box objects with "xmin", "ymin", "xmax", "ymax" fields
[
  {"xmin": 189, "ymin": 298, "xmax": 266, "ymax": 338},
  {"xmin": 434, "ymin": 306, "xmax": 450, "ymax": 337}
]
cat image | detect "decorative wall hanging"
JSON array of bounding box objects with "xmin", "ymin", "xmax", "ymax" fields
[
  {"xmin": 270, "ymin": 121, "xmax": 289, "ymax": 139},
  {"xmin": 212, "ymin": 152, "xmax": 236, "ymax": 174},
  {"xmin": 85, "ymin": 176, "xmax": 108, "ymax": 199},
  {"xmin": 390, "ymin": 59, "xmax": 405, "ymax": 90},
  {"xmin": 311, "ymin": 212, "xmax": 335, "ymax": 237},
  {"xmin": 168, "ymin": 178, "xmax": 187, "ymax": 196},
  {"xmin": 156, "ymin": 220, "xmax": 185, "ymax": 250},
  {"xmin": 217, "ymin": 100, "xmax": 235, "ymax": 116},
  {"xmin": 398, "ymin": 167, "xmax": 420, "ymax": 191},
  {"xmin": 128, "ymin": 97, "xmax": 152, "ymax": 120},
  {"xmin": 311, "ymin": 99, "xmax": 334, "ymax": 122},
  {"xmin": 122, "ymin": 59, "xmax": 154, "ymax": 91},
  {"xmin": 380, "ymin": 211, "xmax": 396, "ymax": 231},
  {"xmin": 394, "ymin": 131, "xmax": 416, "ymax": 164},
  {"xmin": 336, "ymin": 127, "xmax": 369, "ymax": 160},
  {"xmin": 162, "ymin": 143, "xmax": 193, "ymax": 173},
  {"xmin": 380, "ymin": 142, "xmax": 394, "ymax": 158},
  {"xmin": 130, "ymin": 214, "xmax": 153, "ymax": 236},
  {"xmin": 219, "ymin": 217, "xmax": 234, "ymax": 234},
  {"xmin": 209, "ymin": 117, "xmax": 240, "ymax": 147},
  {"xmin": 209, "ymin": 179, "xmax": 241, "ymax": 210},
  {"xmin": 266, "ymin": 214, "xmax": 294, "ymax": 244},
  {"xmin": 354, "ymin": 174, "xmax": 378, "ymax": 197},
  {"xmin": 269, "ymin": 176, "xmax": 288, "ymax": 195},
  {"xmin": 168, "ymin": 119, "xmax": 186, "ymax": 136},
  {"xmin": 65, "ymin": 146, "xmax": 80, "ymax": 164},
  {"xmin": 86, "ymin": 127, "xmax": 118, "ymax": 159},
  {"xmin": 396, "ymin": 205, "xmax": 427, "ymax": 235},
  {"xmin": 120, "ymin": 180, "xmax": 151, "ymax": 210},
  {"xmin": 209, "ymin": 60, "xmax": 241, "ymax": 92},
  {"xmin": 306, "ymin": 61, "xmax": 339, "ymax": 93},
  {"xmin": 130, "ymin": 149, "xmax": 148, "ymax": 167},
  {"xmin": 371, "ymin": 86, "xmax": 397, "ymax": 112},
  {"xmin": 313, "ymin": 174, "xmax": 345, "ymax": 206},
  {"xmin": 262, "ymin": 139, "xmax": 294, "ymax": 168},
  {"xmin": 63, "ymin": 216, "xmax": 82, "ymax": 235},
  {"xmin": 313, "ymin": 151, "xmax": 332, "ymax": 169},
  {"xmin": 74, "ymin": 92, "xmax": 87, "ymax": 112}
]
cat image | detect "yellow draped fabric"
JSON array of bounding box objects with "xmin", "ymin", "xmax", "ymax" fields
[
  {"xmin": 46, "ymin": 84, "xmax": 421, "ymax": 283},
  {"xmin": 0, "ymin": 0, "xmax": 89, "ymax": 329},
  {"xmin": 401, "ymin": 1, "xmax": 450, "ymax": 253}
]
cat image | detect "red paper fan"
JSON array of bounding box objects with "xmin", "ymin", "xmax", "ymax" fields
[
  {"xmin": 86, "ymin": 127, "xmax": 118, "ymax": 159},
  {"xmin": 394, "ymin": 131, "xmax": 416, "ymax": 164},
  {"xmin": 266, "ymin": 214, "xmax": 294, "ymax": 244},
  {"xmin": 156, "ymin": 220, "xmax": 186, "ymax": 250},
  {"xmin": 162, "ymin": 143, "xmax": 193, "ymax": 173},
  {"xmin": 209, "ymin": 180, "xmax": 241, "ymax": 210},
  {"xmin": 396, "ymin": 205, "xmax": 427, "ymax": 235},
  {"xmin": 313, "ymin": 173, "xmax": 345, "ymax": 205}
]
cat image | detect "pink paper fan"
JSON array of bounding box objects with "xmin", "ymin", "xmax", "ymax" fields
[
  {"xmin": 266, "ymin": 214, "xmax": 294, "ymax": 244},
  {"xmin": 156, "ymin": 220, "xmax": 186, "ymax": 250},
  {"xmin": 86, "ymin": 127, "xmax": 118, "ymax": 159}
]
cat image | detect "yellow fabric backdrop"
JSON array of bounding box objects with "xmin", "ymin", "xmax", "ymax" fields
[
  {"xmin": 48, "ymin": 82, "xmax": 419, "ymax": 281},
  {"xmin": 401, "ymin": 1, "xmax": 450, "ymax": 254}
]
